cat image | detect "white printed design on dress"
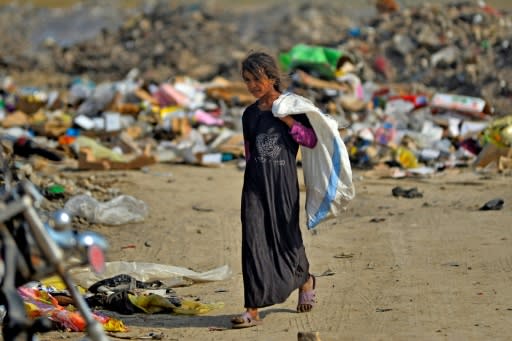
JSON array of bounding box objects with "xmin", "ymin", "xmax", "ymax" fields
[{"xmin": 255, "ymin": 131, "xmax": 285, "ymax": 165}]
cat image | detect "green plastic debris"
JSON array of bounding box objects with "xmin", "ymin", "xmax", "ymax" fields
[
  {"xmin": 44, "ymin": 184, "xmax": 66, "ymax": 199},
  {"xmin": 47, "ymin": 184, "xmax": 65, "ymax": 194},
  {"xmin": 279, "ymin": 44, "xmax": 345, "ymax": 80}
]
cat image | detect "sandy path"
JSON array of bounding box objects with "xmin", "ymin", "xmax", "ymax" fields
[{"xmin": 36, "ymin": 163, "xmax": 512, "ymax": 341}]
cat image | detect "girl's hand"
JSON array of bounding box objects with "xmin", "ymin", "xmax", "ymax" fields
[{"xmin": 280, "ymin": 115, "xmax": 295, "ymax": 128}]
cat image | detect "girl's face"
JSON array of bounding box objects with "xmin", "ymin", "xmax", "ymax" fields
[{"xmin": 242, "ymin": 70, "xmax": 275, "ymax": 99}]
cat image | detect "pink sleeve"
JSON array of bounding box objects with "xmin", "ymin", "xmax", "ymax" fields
[{"xmin": 290, "ymin": 122, "xmax": 317, "ymax": 148}]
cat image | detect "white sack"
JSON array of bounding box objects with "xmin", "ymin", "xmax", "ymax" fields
[{"xmin": 272, "ymin": 92, "xmax": 355, "ymax": 229}]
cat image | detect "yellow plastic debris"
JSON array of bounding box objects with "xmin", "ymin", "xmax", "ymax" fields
[
  {"xmin": 396, "ymin": 146, "xmax": 418, "ymax": 169},
  {"xmin": 128, "ymin": 293, "xmax": 177, "ymax": 314},
  {"xmin": 172, "ymin": 299, "xmax": 224, "ymax": 315}
]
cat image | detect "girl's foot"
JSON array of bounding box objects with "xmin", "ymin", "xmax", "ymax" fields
[
  {"xmin": 297, "ymin": 274, "xmax": 316, "ymax": 313},
  {"xmin": 231, "ymin": 310, "xmax": 262, "ymax": 329}
]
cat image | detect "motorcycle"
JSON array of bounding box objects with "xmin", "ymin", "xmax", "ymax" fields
[{"xmin": 0, "ymin": 150, "xmax": 110, "ymax": 341}]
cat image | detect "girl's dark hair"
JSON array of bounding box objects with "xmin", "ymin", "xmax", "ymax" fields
[{"xmin": 241, "ymin": 51, "xmax": 282, "ymax": 92}]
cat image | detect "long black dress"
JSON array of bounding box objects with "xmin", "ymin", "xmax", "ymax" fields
[{"xmin": 241, "ymin": 102, "xmax": 311, "ymax": 308}]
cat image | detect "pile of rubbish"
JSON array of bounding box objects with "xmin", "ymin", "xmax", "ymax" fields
[
  {"xmin": 0, "ymin": 0, "xmax": 511, "ymax": 177},
  {"xmin": 15, "ymin": 265, "xmax": 230, "ymax": 333},
  {"xmin": 1, "ymin": 60, "xmax": 510, "ymax": 178},
  {"xmin": 0, "ymin": 1, "xmax": 510, "ymax": 111},
  {"xmin": 0, "ymin": 72, "xmax": 250, "ymax": 171},
  {"xmin": 0, "ymin": 1, "xmax": 356, "ymax": 82}
]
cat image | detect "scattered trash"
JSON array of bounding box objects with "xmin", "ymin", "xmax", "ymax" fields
[
  {"xmin": 43, "ymin": 183, "xmax": 66, "ymax": 199},
  {"xmin": 334, "ymin": 252, "xmax": 354, "ymax": 259},
  {"xmin": 64, "ymin": 194, "xmax": 149, "ymax": 225},
  {"xmin": 279, "ymin": 44, "xmax": 345, "ymax": 80},
  {"xmin": 0, "ymin": 2, "xmax": 510, "ymax": 336},
  {"xmin": 70, "ymin": 262, "xmax": 232, "ymax": 289},
  {"xmin": 479, "ymin": 198, "xmax": 505, "ymax": 211},
  {"xmin": 297, "ymin": 331, "xmax": 322, "ymax": 341},
  {"xmin": 316, "ymin": 269, "xmax": 336, "ymax": 277},
  {"xmin": 369, "ymin": 217, "xmax": 386, "ymax": 223},
  {"xmin": 366, "ymin": 262, "xmax": 375, "ymax": 270},
  {"xmin": 192, "ymin": 205, "xmax": 214, "ymax": 212},
  {"xmin": 0, "ymin": 1, "xmax": 508, "ymax": 178},
  {"xmin": 13, "ymin": 136, "xmax": 63, "ymax": 161},
  {"xmin": 391, "ymin": 187, "xmax": 423, "ymax": 199},
  {"xmin": 376, "ymin": 308, "xmax": 393, "ymax": 312},
  {"xmin": 88, "ymin": 274, "xmax": 165, "ymax": 294},
  {"xmin": 18, "ymin": 286, "xmax": 127, "ymax": 332},
  {"xmin": 106, "ymin": 332, "xmax": 164, "ymax": 340},
  {"xmin": 431, "ymin": 93, "xmax": 487, "ymax": 116},
  {"xmin": 121, "ymin": 244, "xmax": 137, "ymax": 250}
]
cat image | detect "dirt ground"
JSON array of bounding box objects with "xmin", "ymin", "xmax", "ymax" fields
[{"xmin": 32, "ymin": 161, "xmax": 512, "ymax": 341}]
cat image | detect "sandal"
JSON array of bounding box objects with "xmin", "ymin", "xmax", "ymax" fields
[
  {"xmin": 297, "ymin": 274, "xmax": 316, "ymax": 313},
  {"xmin": 231, "ymin": 311, "xmax": 262, "ymax": 329}
]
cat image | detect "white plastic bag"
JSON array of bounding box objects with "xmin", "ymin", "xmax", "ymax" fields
[
  {"xmin": 64, "ymin": 194, "xmax": 148, "ymax": 225},
  {"xmin": 70, "ymin": 262, "xmax": 232, "ymax": 289},
  {"xmin": 273, "ymin": 92, "xmax": 355, "ymax": 229}
]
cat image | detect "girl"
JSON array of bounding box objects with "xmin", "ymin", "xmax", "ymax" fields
[{"xmin": 231, "ymin": 52, "xmax": 318, "ymax": 329}]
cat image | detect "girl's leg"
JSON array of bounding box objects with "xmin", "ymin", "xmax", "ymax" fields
[
  {"xmin": 300, "ymin": 275, "xmax": 314, "ymax": 292},
  {"xmin": 246, "ymin": 307, "xmax": 259, "ymax": 319}
]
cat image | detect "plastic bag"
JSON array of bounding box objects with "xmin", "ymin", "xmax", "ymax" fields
[
  {"xmin": 64, "ymin": 194, "xmax": 148, "ymax": 225},
  {"xmin": 70, "ymin": 262, "xmax": 232, "ymax": 289},
  {"xmin": 76, "ymin": 82, "xmax": 117, "ymax": 117},
  {"xmin": 279, "ymin": 44, "xmax": 345, "ymax": 80},
  {"xmin": 272, "ymin": 92, "xmax": 355, "ymax": 229}
]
